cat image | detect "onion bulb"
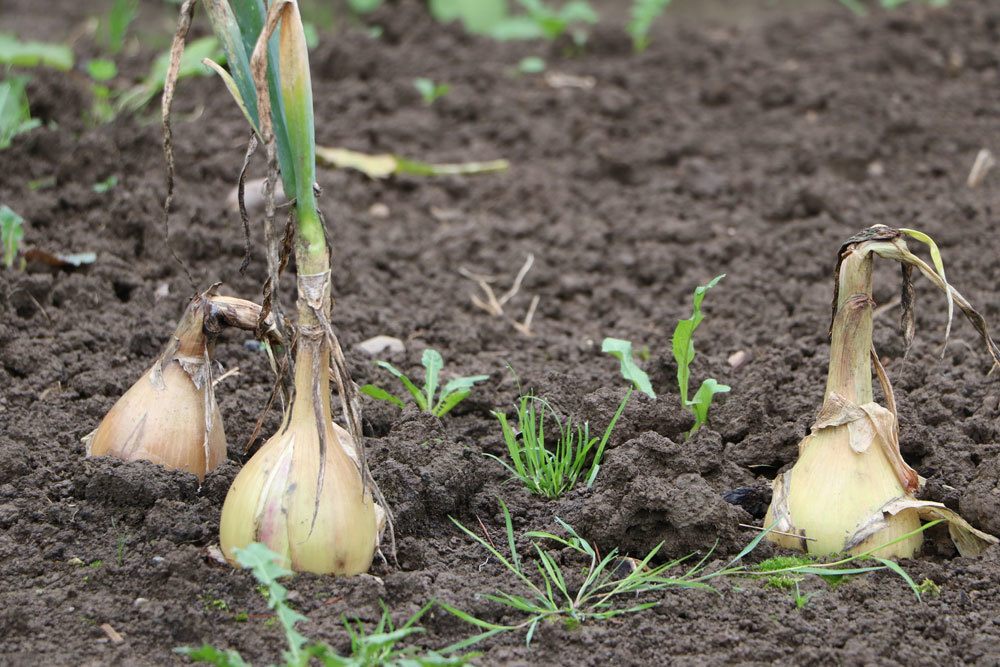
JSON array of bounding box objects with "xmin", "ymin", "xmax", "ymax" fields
[
  {"xmin": 219, "ymin": 335, "xmax": 382, "ymax": 575},
  {"xmin": 764, "ymin": 226, "xmax": 998, "ymax": 558},
  {"xmin": 84, "ymin": 292, "xmax": 226, "ymax": 481}
]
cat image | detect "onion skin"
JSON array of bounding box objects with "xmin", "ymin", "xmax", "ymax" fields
[
  {"xmin": 86, "ymin": 362, "xmax": 226, "ymax": 481},
  {"xmin": 764, "ymin": 426, "xmax": 922, "ymax": 558},
  {"xmin": 219, "ymin": 337, "xmax": 378, "ymax": 575},
  {"xmin": 86, "ymin": 293, "xmax": 226, "ymax": 481}
]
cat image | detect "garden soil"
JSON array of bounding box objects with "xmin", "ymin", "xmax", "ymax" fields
[{"xmin": 3, "ymin": 0, "xmax": 1000, "ymax": 665}]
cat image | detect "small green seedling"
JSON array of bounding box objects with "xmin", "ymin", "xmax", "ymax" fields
[
  {"xmin": 489, "ymin": 391, "xmax": 626, "ymax": 499},
  {"xmin": 1, "ymin": 205, "xmax": 25, "ymax": 269},
  {"xmin": 672, "ymin": 274, "xmax": 730, "ymax": 438},
  {"xmin": 0, "ymin": 34, "xmax": 74, "ymax": 71},
  {"xmin": 93, "ymin": 175, "xmax": 118, "ymax": 193},
  {"xmin": 361, "ymin": 348, "xmax": 488, "ymax": 418},
  {"xmin": 347, "ymin": 0, "xmax": 384, "ymax": 13},
  {"xmin": 491, "ymin": 0, "xmax": 598, "ymax": 42},
  {"xmin": 792, "ymin": 581, "xmax": 813, "ymax": 609},
  {"xmin": 627, "ymin": 0, "xmax": 671, "ymax": 52},
  {"xmin": 413, "ymin": 77, "xmax": 450, "ymax": 105},
  {"xmin": 118, "ymin": 36, "xmax": 224, "ymax": 113},
  {"xmin": 517, "ymin": 56, "xmax": 546, "ymax": 74},
  {"xmin": 178, "ymin": 542, "xmax": 471, "ymax": 666},
  {"xmin": 99, "ymin": 0, "xmax": 139, "ymax": 55},
  {"xmin": 0, "ymin": 77, "xmax": 41, "ymax": 149}
]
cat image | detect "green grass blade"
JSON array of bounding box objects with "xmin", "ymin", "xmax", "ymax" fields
[
  {"xmin": 359, "ymin": 384, "xmax": 405, "ymax": 409},
  {"xmin": 874, "ymin": 557, "xmax": 922, "ymax": 600}
]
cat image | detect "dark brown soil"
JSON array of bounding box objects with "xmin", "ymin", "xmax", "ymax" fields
[{"xmin": 3, "ymin": 0, "xmax": 1000, "ymax": 665}]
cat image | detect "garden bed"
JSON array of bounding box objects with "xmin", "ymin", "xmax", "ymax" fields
[{"xmin": 2, "ymin": 0, "xmax": 1000, "ymax": 664}]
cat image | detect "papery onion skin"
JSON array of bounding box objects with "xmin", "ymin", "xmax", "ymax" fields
[
  {"xmin": 219, "ymin": 338, "xmax": 378, "ymax": 575},
  {"xmin": 85, "ymin": 294, "xmax": 226, "ymax": 481}
]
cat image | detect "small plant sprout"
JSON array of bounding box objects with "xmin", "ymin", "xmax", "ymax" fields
[
  {"xmin": 487, "ymin": 338, "xmax": 652, "ymax": 498},
  {"xmin": 178, "ymin": 543, "xmax": 471, "ymax": 666},
  {"xmin": 1, "ymin": 205, "xmax": 25, "ymax": 269},
  {"xmin": 672, "ymin": 274, "xmax": 730, "ymax": 438},
  {"xmin": 0, "ymin": 76, "xmax": 41, "ymax": 149},
  {"xmin": 0, "ymin": 34, "xmax": 74, "ymax": 71},
  {"xmin": 488, "ymin": 391, "xmax": 625, "ymax": 499},
  {"xmin": 92, "ymin": 175, "xmax": 118, "ymax": 193},
  {"xmin": 517, "ymin": 56, "xmax": 546, "ymax": 74},
  {"xmin": 361, "ymin": 349, "xmax": 489, "ymax": 418},
  {"xmin": 413, "ymin": 77, "xmax": 450, "ymax": 105},
  {"xmin": 627, "ymin": 0, "xmax": 671, "ymax": 52},
  {"xmin": 765, "ymin": 226, "xmax": 1000, "ymax": 559},
  {"xmin": 99, "ymin": 0, "xmax": 139, "ymax": 55}
]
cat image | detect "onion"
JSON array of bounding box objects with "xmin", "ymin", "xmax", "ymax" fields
[
  {"xmin": 85, "ymin": 292, "xmax": 226, "ymax": 481},
  {"xmin": 764, "ymin": 226, "xmax": 998, "ymax": 558},
  {"xmin": 219, "ymin": 335, "xmax": 382, "ymax": 575}
]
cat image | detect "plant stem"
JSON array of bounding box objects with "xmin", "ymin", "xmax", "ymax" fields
[{"xmin": 825, "ymin": 246, "xmax": 874, "ymax": 404}]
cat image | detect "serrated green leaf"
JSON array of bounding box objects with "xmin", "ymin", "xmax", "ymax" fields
[{"xmin": 601, "ymin": 338, "xmax": 655, "ymax": 398}]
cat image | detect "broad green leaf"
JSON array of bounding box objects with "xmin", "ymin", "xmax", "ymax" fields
[
  {"xmin": 0, "ymin": 34, "xmax": 73, "ymax": 71},
  {"xmin": 0, "ymin": 77, "xmax": 40, "ymax": 149},
  {"xmin": 86, "ymin": 59, "xmax": 118, "ymax": 82},
  {"xmin": 518, "ymin": 56, "xmax": 546, "ymax": 73},
  {"xmin": 174, "ymin": 645, "xmax": 249, "ymax": 667},
  {"xmin": 118, "ymin": 36, "xmax": 224, "ymax": 113},
  {"xmin": 360, "ymin": 383, "xmax": 405, "ymax": 409},
  {"xmin": 429, "ymin": 0, "xmax": 509, "ymax": 34},
  {"xmin": 1, "ymin": 205, "xmax": 25, "ymax": 268},
  {"xmin": 422, "ymin": 348, "xmax": 444, "ymax": 409},
  {"xmin": 686, "ymin": 378, "xmax": 730, "ymax": 436},
  {"xmin": 348, "ymin": 0, "xmax": 384, "ymax": 13},
  {"xmin": 434, "ymin": 390, "xmax": 470, "ymax": 418},
  {"xmin": 672, "ymin": 274, "xmax": 724, "ymax": 405},
  {"xmin": 601, "ymin": 337, "xmax": 655, "ymax": 398}
]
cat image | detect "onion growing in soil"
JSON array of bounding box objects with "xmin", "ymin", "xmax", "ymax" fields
[
  {"xmin": 84, "ymin": 290, "xmax": 280, "ymax": 481},
  {"xmin": 166, "ymin": 0, "xmax": 389, "ymax": 573},
  {"xmin": 764, "ymin": 226, "xmax": 1000, "ymax": 558}
]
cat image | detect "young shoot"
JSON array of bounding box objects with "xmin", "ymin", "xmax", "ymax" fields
[
  {"xmin": 764, "ymin": 225, "xmax": 999, "ymax": 559},
  {"xmin": 1, "ymin": 205, "xmax": 25, "ymax": 269},
  {"xmin": 413, "ymin": 77, "xmax": 450, "ymax": 105},
  {"xmin": 178, "ymin": 542, "xmax": 472, "ymax": 666},
  {"xmin": 627, "ymin": 0, "xmax": 671, "ymax": 52},
  {"xmin": 0, "ymin": 76, "xmax": 41, "ymax": 149},
  {"xmin": 361, "ymin": 348, "xmax": 488, "ymax": 418},
  {"xmin": 672, "ymin": 274, "xmax": 730, "ymax": 438}
]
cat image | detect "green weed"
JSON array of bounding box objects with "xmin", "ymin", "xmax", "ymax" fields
[
  {"xmin": 177, "ymin": 542, "xmax": 472, "ymax": 666},
  {"xmin": 627, "ymin": 0, "xmax": 671, "ymax": 52},
  {"xmin": 413, "ymin": 77, "xmax": 450, "ymax": 105},
  {"xmin": 361, "ymin": 349, "xmax": 488, "ymax": 418},
  {"xmin": 1, "ymin": 205, "xmax": 24, "ymax": 269},
  {"xmin": 0, "ymin": 77, "xmax": 41, "ymax": 149},
  {"xmin": 672, "ymin": 274, "xmax": 729, "ymax": 437}
]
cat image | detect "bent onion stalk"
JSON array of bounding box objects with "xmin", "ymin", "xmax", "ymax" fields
[
  {"xmin": 84, "ymin": 288, "xmax": 281, "ymax": 481},
  {"xmin": 765, "ymin": 225, "xmax": 999, "ymax": 558},
  {"xmin": 175, "ymin": 0, "xmax": 389, "ymax": 573}
]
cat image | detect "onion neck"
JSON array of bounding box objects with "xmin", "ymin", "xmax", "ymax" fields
[
  {"xmin": 825, "ymin": 246, "xmax": 875, "ymax": 404},
  {"xmin": 173, "ymin": 295, "xmax": 210, "ymax": 358}
]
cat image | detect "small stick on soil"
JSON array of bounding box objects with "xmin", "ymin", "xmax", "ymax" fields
[
  {"xmin": 100, "ymin": 623, "xmax": 124, "ymax": 644},
  {"xmin": 459, "ymin": 253, "xmax": 540, "ymax": 336},
  {"xmin": 967, "ymin": 148, "xmax": 996, "ymax": 188},
  {"xmin": 212, "ymin": 367, "xmax": 240, "ymax": 386},
  {"xmin": 476, "ymin": 515, "xmax": 498, "ymax": 551}
]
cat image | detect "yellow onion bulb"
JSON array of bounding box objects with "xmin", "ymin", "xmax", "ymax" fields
[
  {"xmin": 85, "ymin": 296, "xmax": 226, "ymax": 481},
  {"xmin": 764, "ymin": 425, "xmax": 921, "ymax": 558},
  {"xmin": 219, "ymin": 340, "xmax": 379, "ymax": 575}
]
